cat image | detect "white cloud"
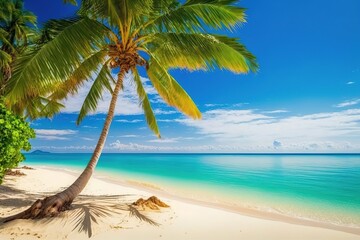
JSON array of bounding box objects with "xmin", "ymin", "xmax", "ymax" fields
[
  {"xmin": 37, "ymin": 135, "xmax": 69, "ymax": 140},
  {"xmin": 60, "ymin": 71, "xmax": 178, "ymax": 118},
  {"xmin": 198, "ymin": 109, "xmax": 273, "ymax": 124},
  {"xmin": 82, "ymin": 125, "xmax": 98, "ymax": 129},
  {"xmin": 148, "ymin": 138, "xmax": 179, "ymax": 143},
  {"xmin": 118, "ymin": 135, "xmax": 140, "ymax": 138},
  {"xmin": 35, "ymin": 129, "xmax": 77, "ymax": 135},
  {"xmin": 147, "ymin": 136, "xmax": 203, "ymax": 143},
  {"xmin": 205, "ymin": 103, "xmax": 226, "ymax": 107},
  {"xmin": 150, "ymin": 97, "xmax": 166, "ymax": 104},
  {"xmin": 157, "ymin": 119, "xmax": 175, "ymax": 123},
  {"xmin": 177, "ymin": 108, "xmax": 360, "ymax": 151},
  {"xmin": 334, "ymin": 99, "xmax": 360, "ymax": 108},
  {"xmin": 347, "ymin": 81, "xmax": 355, "ymax": 85},
  {"xmin": 81, "ymin": 137, "xmax": 95, "ymax": 141},
  {"xmin": 37, "ymin": 145, "xmax": 95, "ymax": 151},
  {"xmin": 35, "ymin": 129, "xmax": 77, "ymax": 141},
  {"xmin": 115, "ymin": 119, "xmax": 143, "ymax": 123},
  {"xmin": 61, "ymin": 73, "xmax": 144, "ymax": 116},
  {"xmin": 232, "ymin": 103, "xmax": 249, "ymax": 107},
  {"xmin": 153, "ymin": 109, "xmax": 177, "ymax": 115},
  {"xmin": 89, "ymin": 117, "xmax": 105, "ymax": 121},
  {"xmin": 263, "ymin": 110, "xmax": 289, "ymax": 114},
  {"xmin": 36, "ymin": 140, "xmax": 358, "ymax": 153},
  {"xmin": 109, "ymin": 141, "xmax": 159, "ymax": 151},
  {"xmin": 141, "ymin": 78, "xmax": 158, "ymax": 95},
  {"xmin": 204, "ymin": 103, "xmax": 249, "ymax": 108},
  {"xmin": 108, "ymin": 140, "xmax": 245, "ymax": 152}
]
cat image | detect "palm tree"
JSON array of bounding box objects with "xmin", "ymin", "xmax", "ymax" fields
[
  {"xmin": 0, "ymin": 0, "xmax": 62, "ymax": 118},
  {"xmin": 4, "ymin": 0, "xmax": 257, "ymax": 221},
  {"xmin": 0, "ymin": 0, "xmax": 37, "ymax": 95}
]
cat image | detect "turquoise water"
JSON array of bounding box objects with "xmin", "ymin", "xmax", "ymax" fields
[{"xmin": 24, "ymin": 153, "xmax": 360, "ymax": 227}]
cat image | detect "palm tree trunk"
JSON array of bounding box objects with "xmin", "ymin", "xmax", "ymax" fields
[
  {"xmin": 3, "ymin": 67, "xmax": 127, "ymax": 222},
  {"xmin": 56, "ymin": 67, "xmax": 126, "ymax": 202}
]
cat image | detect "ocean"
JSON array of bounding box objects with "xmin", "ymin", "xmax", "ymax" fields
[{"xmin": 24, "ymin": 153, "xmax": 360, "ymax": 228}]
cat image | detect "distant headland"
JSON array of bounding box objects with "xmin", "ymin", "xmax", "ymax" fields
[{"xmin": 30, "ymin": 150, "xmax": 51, "ymax": 154}]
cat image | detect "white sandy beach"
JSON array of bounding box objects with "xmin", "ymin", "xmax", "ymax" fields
[{"xmin": 0, "ymin": 167, "xmax": 359, "ymax": 240}]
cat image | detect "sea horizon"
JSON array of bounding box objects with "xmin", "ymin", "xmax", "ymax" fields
[{"xmin": 28, "ymin": 151, "xmax": 360, "ymax": 155}]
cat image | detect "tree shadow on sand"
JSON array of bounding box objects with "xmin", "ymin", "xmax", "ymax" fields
[
  {"xmin": 66, "ymin": 195, "xmax": 160, "ymax": 238},
  {"xmin": 0, "ymin": 194, "xmax": 161, "ymax": 238},
  {"xmin": 0, "ymin": 185, "xmax": 34, "ymax": 206}
]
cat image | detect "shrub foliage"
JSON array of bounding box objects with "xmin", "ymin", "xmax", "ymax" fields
[{"xmin": 0, "ymin": 101, "xmax": 35, "ymax": 183}]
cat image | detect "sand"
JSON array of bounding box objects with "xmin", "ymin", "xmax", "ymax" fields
[{"xmin": 0, "ymin": 167, "xmax": 359, "ymax": 240}]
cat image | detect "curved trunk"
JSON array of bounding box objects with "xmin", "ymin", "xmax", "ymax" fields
[
  {"xmin": 56, "ymin": 67, "xmax": 127, "ymax": 202},
  {"xmin": 3, "ymin": 67, "xmax": 129, "ymax": 223}
]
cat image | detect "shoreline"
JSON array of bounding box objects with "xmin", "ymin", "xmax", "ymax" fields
[
  {"xmin": 32, "ymin": 164, "xmax": 360, "ymax": 236},
  {"xmin": 1, "ymin": 165, "xmax": 360, "ymax": 239}
]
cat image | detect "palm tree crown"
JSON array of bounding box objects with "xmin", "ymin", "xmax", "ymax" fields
[
  {"xmin": 0, "ymin": 0, "xmax": 37, "ymax": 95},
  {"xmin": 6, "ymin": 0, "xmax": 257, "ymax": 134}
]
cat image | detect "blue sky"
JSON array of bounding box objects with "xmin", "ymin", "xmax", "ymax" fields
[{"xmin": 25, "ymin": 0, "xmax": 360, "ymax": 153}]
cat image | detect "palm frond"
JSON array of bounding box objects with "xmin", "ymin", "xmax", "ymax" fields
[
  {"xmin": 79, "ymin": 0, "xmax": 122, "ymax": 27},
  {"xmin": 77, "ymin": 64, "xmax": 113, "ymax": 125},
  {"xmin": 147, "ymin": 56, "xmax": 201, "ymax": 119},
  {"xmin": 144, "ymin": 33, "xmax": 257, "ymax": 73},
  {"xmin": 50, "ymin": 50, "xmax": 108, "ymax": 101},
  {"xmin": 0, "ymin": 1, "xmax": 37, "ymax": 44},
  {"xmin": 63, "ymin": 0, "xmax": 78, "ymax": 5},
  {"xmin": 0, "ymin": 1, "xmax": 12, "ymax": 21},
  {"xmin": 0, "ymin": 29, "xmax": 11, "ymax": 46},
  {"xmin": 0, "ymin": 50, "xmax": 11, "ymax": 69},
  {"xmin": 151, "ymin": 0, "xmax": 180, "ymax": 14},
  {"xmin": 9, "ymin": 95, "xmax": 65, "ymax": 120},
  {"xmin": 79, "ymin": 0, "xmax": 153, "ymax": 30},
  {"xmin": 138, "ymin": 0, "xmax": 245, "ymax": 34},
  {"xmin": 132, "ymin": 67, "xmax": 160, "ymax": 137},
  {"xmin": 6, "ymin": 17, "xmax": 110, "ymax": 104},
  {"xmin": 21, "ymin": 10, "xmax": 37, "ymax": 26},
  {"xmin": 19, "ymin": 96, "xmax": 45, "ymax": 119},
  {"xmin": 33, "ymin": 97, "xmax": 65, "ymax": 119}
]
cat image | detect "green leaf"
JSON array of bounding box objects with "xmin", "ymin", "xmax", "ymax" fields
[
  {"xmin": 79, "ymin": 0, "xmax": 153, "ymax": 29},
  {"xmin": 77, "ymin": 63, "xmax": 114, "ymax": 124},
  {"xmin": 6, "ymin": 17, "xmax": 110, "ymax": 105},
  {"xmin": 63, "ymin": 0, "xmax": 78, "ymax": 5},
  {"xmin": 144, "ymin": 33, "xmax": 257, "ymax": 73},
  {"xmin": 132, "ymin": 67, "xmax": 160, "ymax": 137},
  {"xmin": 147, "ymin": 56, "xmax": 201, "ymax": 119},
  {"xmin": 50, "ymin": 50, "xmax": 108, "ymax": 101},
  {"xmin": 0, "ymin": 49, "xmax": 12, "ymax": 69},
  {"xmin": 139, "ymin": 0, "xmax": 245, "ymax": 34},
  {"xmin": 36, "ymin": 97, "xmax": 66, "ymax": 119}
]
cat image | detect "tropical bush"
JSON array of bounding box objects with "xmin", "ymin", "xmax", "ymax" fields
[{"xmin": 0, "ymin": 101, "xmax": 35, "ymax": 183}]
